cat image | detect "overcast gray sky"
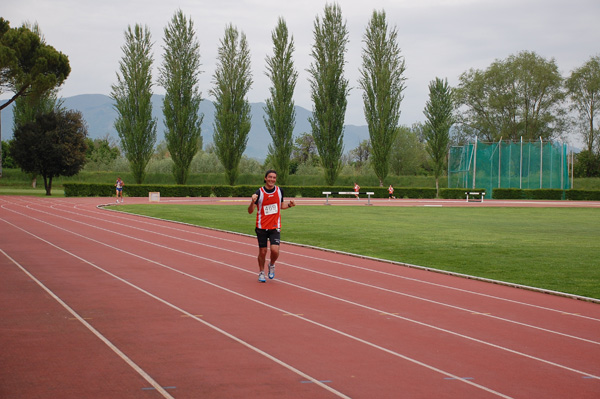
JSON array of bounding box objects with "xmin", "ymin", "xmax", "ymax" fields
[{"xmin": 3, "ymin": 0, "xmax": 599, "ymax": 145}]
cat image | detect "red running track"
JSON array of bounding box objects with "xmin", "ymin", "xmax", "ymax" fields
[{"xmin": 1, "ymin": 196, "xmax": 599, "ymax": 398}]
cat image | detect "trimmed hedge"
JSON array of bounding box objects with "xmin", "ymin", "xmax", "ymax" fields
[
  {"xmin": 64, "ymin": 182, "xmax": 600, "ymax": 201},
  {"xmin": 490, "ymin": 188, "xmax": 523, "ymax": 200},
  {"xmin": 492, "ymin": 188, "xmax": 565, "ymax": 200},
  {"xmin": 565, "ymin": 189, "xmax": 600, "ymax": 201},
  {"xmin": 493, "ymin": 188, "xmax": 600, "ymax": 201},
  {"xmin": 439, "ymin": 188, "xmax": 486, "ymax": 199}
]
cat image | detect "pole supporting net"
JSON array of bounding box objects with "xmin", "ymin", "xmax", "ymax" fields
[{"xmin": 448, "ymin": 139, "xmax": 571, "ymax": 199}]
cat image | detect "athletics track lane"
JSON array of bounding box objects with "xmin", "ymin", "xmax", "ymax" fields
[{"xmin": 0, "ymin": 196, "xmax": 599, "ymax": 398}]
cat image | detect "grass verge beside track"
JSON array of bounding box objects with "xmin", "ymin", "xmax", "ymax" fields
[
  {"xmin": 0, "ymin": 188, "xmax": 65, "ymax": 197},
  {"xmin": 113, "ymin": 204, "xmax": 600, "ymax": 300}
]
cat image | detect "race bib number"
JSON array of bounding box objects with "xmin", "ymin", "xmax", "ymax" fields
[{"xmin": 263, "ymin": 203, "xmax": 278, "ymax": 215}]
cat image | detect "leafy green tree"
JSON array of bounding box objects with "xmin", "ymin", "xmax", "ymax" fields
[
  {"xmin": 1, "ymin": 139, "xmax": 15, "ymax": 168},
  {"xmin": 291, "ymin": 132, "xmax": 319, "ymax": 165},
  {"xmin": 0, "ymin": 18, "xmax": 70, "ymax": 111},
  {"xmin": 348, "ymin": 139, "xmax": 371, "ymax": 171},
  {"xmin": 264, "ymin": 17, "xmax": 297, "ymax": 185},
  {"xmin": 389, "ymin": 124, "xmax": 429, "ymax": 176},
  {"xmin": 566, "ymin": 55, "xmax": 600, "ymax": 154},
  {"xmin": 158, "ymin": 10, "xmax": 203, "ymax": 184},
  {"xmin": 358, "ymin": 10, "xmax": 406, "ymax": 186},
  {"xmin": 10, "ymin": 110, "xmax": 87, "ymax": 195},
  {"xmin": 423, "ymin": 77, "xmax": 454, "ymax": 197},
  {"xmin": 308, "ymin": 3, "xmax": 350, "ymax": 185},
  {"xmin": 573, "ymin": 149, "xmax": 600, "ymax": 177},
  {"xmin": 154, "ymin": 140, "xmax": 170, "ymax": 159},
  {"xmin": 13, "ymin": 88, "xmax": 63, "ymax": 130},
  {"xmin": 85, "ymin": 136, "xmax": 120, "ymax": 170},
  {"xmin": 11, "ymin": 23, "xmax": 64, "ymax": 132},
  {"xmin": 455, "ymin": 51, "xmax": 566, "ymax": 142},
  {"xmin": 111, "ymin": 24, "xmax": 157, "ymax": 184},
  {"xmin": 0, "ymin": 17, "xmax": 70, "ymax": 177},
  {"xmin": 210, "ymin": 24, "xmax": 252, "ymax": 185}
]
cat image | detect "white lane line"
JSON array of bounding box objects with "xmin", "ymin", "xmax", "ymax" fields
[
  {"xmin": 0, "ymin": 219, "xmax": 351, "ymax": 399},
  {"xmin": 4, "ymin": 206, "xmax": 599, "ymax": 375},
  {"xmin": 0, "ymin": 213, "xmax": 514, "ymax": 398},
  {"xmin": 76, "ymin": 200, "xmax": 600, "ymax": 315},
  {"xmin": 275, "ymin": 261, "xmax": 600, "ymax": 345},
  {"xmin": 18, "ymin": 201, "xmax": 600, "ymax": 342},
  {"xmin": 5, "ymin": 206, "xmax": 600, "ymax": 383},
  {"xmin": 0, "ymin": 248, "xmax": 176, "ymax": 399}
]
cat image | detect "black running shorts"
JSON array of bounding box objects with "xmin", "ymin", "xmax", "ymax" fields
[{"xmin": 255, "ymin": 227, "xmax": 281, "ymax": 248}]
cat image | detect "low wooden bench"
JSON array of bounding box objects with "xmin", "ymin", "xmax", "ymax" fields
[
  {"xmin": 323, "ymin": 191, "xmax": 375, "ymax": 205},
  {"xmin": 465, "ymin": 191, "xmax": 486, "ymax": 202}
]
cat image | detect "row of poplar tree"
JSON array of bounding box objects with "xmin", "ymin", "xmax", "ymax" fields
[
  {"xmin": 112, "ymin": 5, "xmax": 419, "ymax": 187},
  {"xmin": 112, "ymin": 3, "xmax": 600, "ymax": 188},
  {"xmin": 3, "ymin": 4, "xmax": 599, "ymax": 192}
]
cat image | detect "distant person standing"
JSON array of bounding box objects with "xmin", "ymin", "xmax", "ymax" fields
[
  {"xmin": 388, "ymin": 185, "xmax": 395, "ymax": 200},
  {"xmin": 354, "ymin": 182, "xmax": 360, "ymax": 200},
  {"xmin": 248, "ymin": 170, "xmax": 296, "ymax": 283},
  {"xmin": 115, "ymin": 177, "xmax": 124, "ymax": 203}
]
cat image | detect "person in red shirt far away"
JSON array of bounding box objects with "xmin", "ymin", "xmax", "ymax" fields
[
  {"xmin": 248, "ymin": 170, "xmax": 296, "ymax": 283},
  {"xmin": 354, "ymin": 182, "xmax": 360, "ymax": 200},
  {"xmin": 388, "ymin": 184, "xmax": 395, "ymax": 200}
]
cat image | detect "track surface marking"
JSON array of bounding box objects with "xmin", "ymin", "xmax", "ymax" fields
[{"xmin": 1, "ymin": 196, "xmax": 599, "ymax": 398}]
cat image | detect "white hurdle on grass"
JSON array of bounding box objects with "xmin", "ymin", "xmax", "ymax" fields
[{"xmin": 323, "ymin": 191, "xmax": 375, "ymax": 206}]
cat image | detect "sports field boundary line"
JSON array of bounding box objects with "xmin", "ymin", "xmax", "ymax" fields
[
  {"xmin": 0, "ymin": 248, "xmax": 177, "ymax": 399},
  {"xmin": 0, "ymin": 216, "xmax": 353, "ymax": 399},
  {"xmin": 27, "ymin": 200, "xmax": 600, "ymax": 333},
  {"xmin": 100, "ymin": 204, "xmax": 600, "ymax": 304},
  {"xmin": 1, "ymin": 206, "xmax": 528, "ymax": 397},
  {"xmin": 7, "ymin": 201, "xmax": 600, "ymax": 386}
]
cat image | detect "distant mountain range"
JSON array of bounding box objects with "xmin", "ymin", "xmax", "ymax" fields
[{"xmin": 1, "ymin": 94, "xmax": 369, "ymax": 161}]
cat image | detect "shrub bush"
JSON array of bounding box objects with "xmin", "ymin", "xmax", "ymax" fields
[
  {"xmin": 565, "ymin": 189, "xmax": 600, "ymax": 201},
  {"xmin": 439, "ymin": 188, "xmax": 486, "ymax": 199},
  {"xmin": 494, "ymin": 188, "xmax": 600, "ymax": 201},
  {"xmin": 62, "ymin": 182, "xmax": 600, "ymax": 201}
]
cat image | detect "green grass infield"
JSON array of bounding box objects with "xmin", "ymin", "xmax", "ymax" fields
[{"xmin": 112, "ymin": 204, "xmax": 600, "ymax": 301}]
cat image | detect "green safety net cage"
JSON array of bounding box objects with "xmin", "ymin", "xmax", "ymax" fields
[{"xmin": 448, "ymin": 139, "xmax": 571, "ymax": 199}]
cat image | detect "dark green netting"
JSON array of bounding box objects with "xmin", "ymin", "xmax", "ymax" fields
[{"xmin": 448, "ymin": 139, "xmax": 571, "ymax": 198}]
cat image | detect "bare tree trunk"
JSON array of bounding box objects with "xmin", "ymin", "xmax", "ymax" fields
[{"xmin": 43, "ymin": 175, "xmax": 53, "ymax": 196}]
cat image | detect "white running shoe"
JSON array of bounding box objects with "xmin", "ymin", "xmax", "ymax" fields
[
  {"xmin": 268, "ymin": 263, "xmax": 275, "ymax": 279},
  {"xmin": 258, "ymin": 271, "xmax": 266, "ymax": 283}
]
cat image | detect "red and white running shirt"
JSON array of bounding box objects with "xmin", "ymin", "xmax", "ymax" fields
[{"xmin": 255, "ymin": 186, "xmax": 283, "ymax": 229}]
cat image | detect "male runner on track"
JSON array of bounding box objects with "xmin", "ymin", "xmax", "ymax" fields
[{"xmin": 248, "ymin": 170, "xmax": 296, "ymax": 282}]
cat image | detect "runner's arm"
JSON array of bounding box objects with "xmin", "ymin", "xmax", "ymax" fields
[
  {"xmin": 282, "ymin": 199, "xmax": 295, "ymax": 209},
  {"xmin": 248, "ymin": 193, "xmax": 258, "ymax": 214}
]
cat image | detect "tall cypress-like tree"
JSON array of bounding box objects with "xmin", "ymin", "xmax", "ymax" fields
[
  {"xmin": 359, "ymin": 10, "xmax": 406, "ymax": 186},
  {"xmin": 264, "ymin": 17, "xmax": 297, "ymax": 185},
  {"xmin": 111, "ymin": 24, "xmax": 157, "ymax": 184},
  {"xmin": 423, "ymin": 77, "xmax": 454, "ymax": 197},
  {"xmin": 158, "ymin": 10, "xmax": 203, "ymax": 185},
  {"xmin": 210, "ymin": 24, "xmax": 252, "ymax": 185},
  {"xmin": 308, "ymin": 3, "xmax": 349, "ymax": 186}
]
